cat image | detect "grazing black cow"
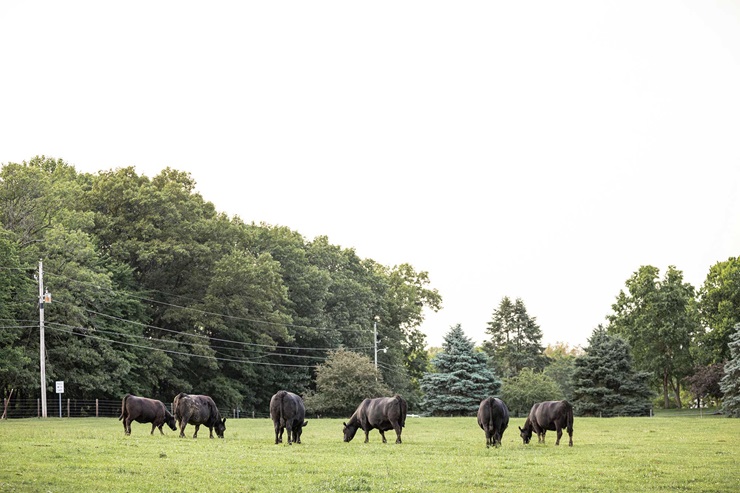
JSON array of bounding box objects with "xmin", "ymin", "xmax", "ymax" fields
[
  {"xmin": 519, "ymin": 400, "xmax": 573, "ymax": 446},
  {"xmin": 270, "ymin": 390, "xmax": 308, "ymax": 445},
  {"xmin": 173, "ymin": 392, "xmax": 226, "ymax": 439},
  {"xmin": 118, "ymin": 394, "xmax": 177, "ymax": 436},
  {"xmin": 343, "ymin": 395, "xmax": 407, "ymax": 444},
  {"xmin": 477, "ymin": 397, "xmax": 509, "ymax": 448}
]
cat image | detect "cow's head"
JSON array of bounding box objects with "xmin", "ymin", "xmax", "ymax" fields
[
  {"xmin": 519, "ymin": 425, "xmax": 532, "ymax": 444},
  {"xmin": 165, "ymin": 412, "xmax": 177, "ymax": 431},
  {"xmin": 343, "ymin": 422, "xmax": 359, "ymax": 442},
  {"xmin": 215, "ymin": 417, "xmax": 226, "ymax": 438}
]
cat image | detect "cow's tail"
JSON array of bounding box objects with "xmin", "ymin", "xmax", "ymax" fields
[
  {"xmin": 274, "ymin": 390, "xmax": 288, "ymax": 422},
  {"xmin": 119, "ymin": 393, "xmax": 131, "ymax": 421},
  {"xmin": 565, "ymin": 400, "xmax": 574, "ymax": 436},
  {"xmin": 395, "ymin": 394, "xmax": 407, "ymax": 428},
  {"xmin": 173, "ymin": 392, "xmax": 187, "ymax": 418},
  {"xmin": 485, "ymin": 397, "xmax": 496, "ymax": 429}
]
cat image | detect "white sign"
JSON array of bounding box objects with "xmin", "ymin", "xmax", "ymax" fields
[{"xmin": 55, "ymin": 381, "xmax": 64, "ymax": 394}]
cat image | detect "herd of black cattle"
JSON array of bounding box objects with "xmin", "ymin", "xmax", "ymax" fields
[{"xmin": 119, "ymin": 392, "xmax": 574, "ymax": 448}]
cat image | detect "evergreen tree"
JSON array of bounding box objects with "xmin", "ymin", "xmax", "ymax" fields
[
  {"xmin": 572, "ymin": 327, "xmax": 653, "ymax": 417},
  {"xmin": 482, "ymin": 297, "xmax": 546, "ymax": 378},
  {"xmin": 420, "ymin": 324, "xmax": 501, "ymax": 416},
  {"xmin": 720, "ymin": 325, "xmax": 740, "ymax": 417}
]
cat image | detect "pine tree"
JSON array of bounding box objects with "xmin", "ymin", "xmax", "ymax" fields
[
  {"xmin": 420, "ymin": 324, "xmax": 501, "ymax": 416},
  {"xmin": 720, "ymin": 325, "xmax": 740, "ymax": 417},
  {"xmin": 572, "ymin": 327, "xmax": 653, "ymax": 417},
  {"xmin": 482, "ymin": 297, "xmax": 546, "ymax": 378}
]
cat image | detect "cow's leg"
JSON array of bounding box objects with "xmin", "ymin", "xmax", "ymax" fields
[
  {"xmin": 286, "ymin": 423, "xmax": 293, "ymax": 445},
  {"xmin": 555, "ymin": 425, "xmax": 563, "ymax": 446},
  {"xmin": 568, "ymin": 430, "xmax": 573, "ymax": 447},
  {"xmin": 493, "ymin": 429, "xmax": 502, "ymax": 448},
  {"xmin": 124, "ymin": 418, "xmax": 132, "ymax": 436},
  {"xmin": 364, "ymin": 428, "xmax": 370, "ymax": 443},
  {"xmin": 208, "ymin": 426, "xmax": 214, "ymax": 439},
  {"xmin": 193, "ymin": 423, "xmax": 200, "ymax": 439},
  {"xmin": 179, "ymin": 421, "xmax": 186, "ymax": 438},
  {"xmin": 150, "ymin": 423, "xmax": 156, "ymax": 435},
  {"xmin": 274, "ymin": 422, "xmax": 282, "ymax": 444},
  {"xmin": 158, "ymin": 424, "xmax": 165, "ymax": 435},
  {"xmin": 393, "ymin": 422, "xmax": 403, "ymax": 444},
  {"xmin": 379, "ymin": 430, "xmax": 387, "ymax": 444}
]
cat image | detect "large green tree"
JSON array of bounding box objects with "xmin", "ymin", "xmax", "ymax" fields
[
  {"xmin": 303, "ymin": 348, "xmax": 391, "ymax": 418},
  {"xmin": 501, "ymin": 368, "xmax": 562, "ymax": 417},
  {"xmin": 543, "ymin": 343, "xmax": 580, "ymax": 402},
  {"xmin": 698, "ymin": 257, "xmax": 740, "ymax": 364},
  {"xmin": 572, "ymin": 328, "xmax": 653, "ymax": 417},
  {"xmin": 0, "ymin": 229, "xmax": 36, "ymax": 398},
  {"xmin": 420, "ymin": 324, "xmax": 501, "ymax": 416},
  {"xmin": 482, "ymin": 297, "xmax": 546, "ymax": 378},
  {"xmin": 608, "ymin": 265, "xmax": 699, "ymax": 408}
]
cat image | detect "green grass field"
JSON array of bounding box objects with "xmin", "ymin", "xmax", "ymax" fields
[{"xmin": 0, "ymin": 415, "xmax": 738, "ymax": 492}]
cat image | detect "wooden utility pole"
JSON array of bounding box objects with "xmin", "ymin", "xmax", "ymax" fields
[{"xmin": 39, "ymin": 260, "xmax": 47, "ymax": 418}]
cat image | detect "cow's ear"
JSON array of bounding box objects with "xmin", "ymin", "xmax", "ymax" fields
[
  {"xmin": 343, "ymin": 422, "xmax": 347, "ymax": 428},
  {"xmin": 518, "ymin": 426, "xmax": 523, "ymax": 431},
  {"xmin": 303, "ymin": 421, "xmax": 308, "ymax": 427},
  {"xmin": 222, "ymin": 417, "xmax": 227, "ymax": 424}
]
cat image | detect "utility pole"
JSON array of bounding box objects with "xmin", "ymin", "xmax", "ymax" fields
[
  {"xmin": 38, "ymin": 260, "xmax": 47, "ymax": 418},
  {"xmin": 373, "ymin": 315, "xmax": 380, "ymax": 370}
]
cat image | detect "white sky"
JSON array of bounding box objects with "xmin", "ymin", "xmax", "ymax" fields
[{"xmin": 2, "ymin": 1, "xmax": 739, "ymax": 348}]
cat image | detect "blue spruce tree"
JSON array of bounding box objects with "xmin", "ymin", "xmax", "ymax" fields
[
  {"xmin": 572, "ymin": 327, "xmax": 653, "ymax": 416},
  {"xmin": 720, "ymin": 324, "xmax": 740, "ymax": 417},
  {"xmin": 421, "ymin": 324, "xmax": 502, "ymax": 416}
]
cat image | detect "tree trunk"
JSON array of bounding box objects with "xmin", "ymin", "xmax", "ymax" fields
[
  {"xmin": 671, "ymin": 378, "xmax": 682, "ymax": 409},
  {"xmin": 2, "ymin": 389, "xmax": 14, "ymax": 419},
  {"xmin": 663, "ymin": 372, "xmax": 670, "ymax": 409}
]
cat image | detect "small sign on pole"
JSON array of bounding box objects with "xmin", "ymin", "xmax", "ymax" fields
[{"xmin": 56, "ymin": 381, "xmax": 64, "ymax": 418}]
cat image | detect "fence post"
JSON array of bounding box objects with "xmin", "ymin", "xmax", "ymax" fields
[
  {"xmin": 37, "ymin": 398, "xmax": 40, "ymax": 418},
  {"xmin": 67, "ymin": 399, "xmax": 70, "ymax": 418},
  {"xmin": 96, "ymin": 399, "xmax": 99, "ymax": 418}
]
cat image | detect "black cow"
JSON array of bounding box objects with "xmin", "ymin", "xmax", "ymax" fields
[
  {"xmin": 270, "ymin": 390, "xmax": 308, "ymax": 445},
  {"xmin": 519, "ymin": 400, "xmax": 573, "ymax": 446},
  {"xmin": 343, "ymin": 395, "xmax": 407, "ymax": 444},
  {"xmin": 477, "ymin": 397, "xmax": 509, "ymax": 448},
  {"xmin": 173, "ymin": 392, "xmax": 226, "ymax": 439},
  {"xmin": 119, "ymin": 394, "xmax": 177, "ymax": 436}
]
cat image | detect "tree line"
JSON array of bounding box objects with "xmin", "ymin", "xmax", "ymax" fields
[
  {"xmin": 0, "ymin": 157, "xmax": 440, "ymax": 413},
  {"xmin": 1, "ymin": 157, "xmax": 738, "ymax": 418}
]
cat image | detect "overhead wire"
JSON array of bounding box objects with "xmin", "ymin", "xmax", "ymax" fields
[
  {"xmin": 43, "ymin": 321, "xmax": 345, "ymax": 362},
  {"xmin": 44, "ymin": 268, "xmax": 373, "ymax": 334},
  {"xmin": 45, "ymin": 324, "xmax": 317, "ymax": 368},
  {"xmin": 5, "ymin": 267, "xmax": 392, "ymax": 371}
]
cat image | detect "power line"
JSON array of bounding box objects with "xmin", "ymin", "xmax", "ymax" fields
[
  {"xmin": 45, "ymin": 324, "xmax": 317, "ymax": 369},
  {"xmin": 42, "ymin": 321, "xmax": 352, "ymax": 361},
  {"xmin": 50, "ymin": 299, "xmax": 372, "ymax": 352},
  {"xmin": 44, "ymin": 269, "xmax": 372, "ymax": 334}
]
